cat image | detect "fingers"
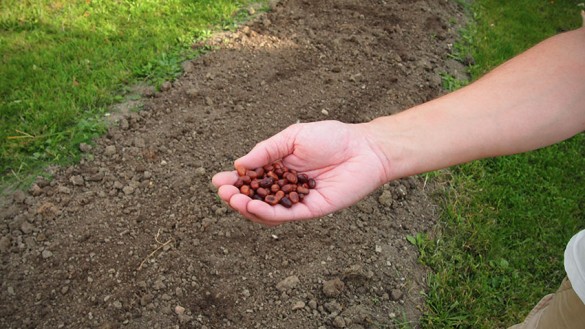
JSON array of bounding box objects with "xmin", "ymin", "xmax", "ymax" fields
[
  {"xmin": 215, "ymin": 180, "xmax": 320, "ymax": 225},
  {"xmin": 212, "ymin": 171, "xmax": 237, "ymax": 188},
  {"xmin": 219, "ymin": 190, "xmax": 287, "ymax": 226},
  {"xmin": 235, "ymin": 124, "xmax": 300, "ymax": 170},
  {"xmin": 247, "ymin": 200, "xmax": 315, "ymax": 222}
]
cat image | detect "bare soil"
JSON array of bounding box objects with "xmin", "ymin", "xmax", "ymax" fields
[{"xmin": 0, "ymin": 1, "xmax": 466, "ymax": 328}]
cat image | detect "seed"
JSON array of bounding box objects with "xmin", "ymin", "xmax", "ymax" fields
[
  {"xmin": 271, "ymin": 184, "xmax": 280, "ymax": 193},
  {"xmin": 297, "ymin": 174, "xmax": 308, "ymax": 184},
  {"xmin": 255, "ymin": 167, "xmax": 265, "ymax": 177},
  {"xmin": 267, "ymin": 171, "xmax": 279, "ymax": 180},
  {"xmin": 247, "ymin": 170, "xmax": 258, "ymax": 180},
  {"xmin": 297, "ymin": 186, "xmax": 310, "ymax": 195},
  {"xmin": 264, "ymin": 195, "xmax": 279, "ymax": 206},
  {"xmin": 280, "ymin": 197, "xmax": 292, "ymax": 208},
  {"xmin": 281, "ymin": 184, "xmax": 296, "ymax": 193},
  {"xmin": 232, "ymin": 161, "xmax": 316, "ymax": 208},
  {"xmin": 259, "ymin": 177, "xmax": 274, "ymax": 188},
  {"xmin": 275, "ymin": 190, "xmax": 285, "ymax": 201},
  {"xmin": 240, "ymin": 185, "xmax": 251, "ymax": 195},
  {"xmin": 237, "ymin": 167, "xmax": 247, "ymax": 177},
  {"xmin": 284, "ymin": 172, "xmax": 298, "ymax": 184},
  {"xmin": 289, "ymin": 192, "xmax": 300, "ymax": 204},
  {"xmin": 256, "ymin": 187, "xmax": 269, "ymax": 198}
]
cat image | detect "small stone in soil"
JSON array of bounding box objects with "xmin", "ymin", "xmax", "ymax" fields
[
  {"xmin": 323, "ymin": 278, "xmax": 345, "ymax": 297},
  {"xmin": 292, "ymin": 301, "xmax": 305, "ymax": 311},
  {"xmin": 276, "ymin": 275, "xmax": 300, "ymax": 292}
]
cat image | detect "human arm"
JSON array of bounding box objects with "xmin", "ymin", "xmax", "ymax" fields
[
  {"xmin": 370, "ymin": 25, "xmax": 585, "ymax": 182},
  {"xmin": 212, "ymin": 23, "xmax": 585, "ymax": 225}
]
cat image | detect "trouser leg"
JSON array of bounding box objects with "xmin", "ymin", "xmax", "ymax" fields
[{"xmin": 509, "ymin": 277, "xmax": 585, "ymax": 329}]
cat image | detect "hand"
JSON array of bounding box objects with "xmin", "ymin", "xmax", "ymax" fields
[{"xmin": 212, "ymin": 120, "xmax": 390, "ymax": 225}]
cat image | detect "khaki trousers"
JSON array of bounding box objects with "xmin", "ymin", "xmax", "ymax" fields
[{"xmin": 509, "ymin": 277, "xmax": 585, "ymax": 329}]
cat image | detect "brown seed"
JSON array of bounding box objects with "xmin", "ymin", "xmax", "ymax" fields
[
  {"xmin": 289, "ymin": 191, "xmax": 300, "ymax": 204},
  {"xmin": 264, "ymin": 195, "xmax": 279, "ymax": 206},
  {"xmin": 297, "ymin": 174, "xmax": 308, "ymax": 184},
  {"xmin": 255, "ymin": 167, "xmax": 265, "ymax": 177},
  {"xmin": 280, "ymin": 197, "xmax": 292, "ymax": 208},
  {"xmin": 271, "ymin": 184, "xmax": 280, "ymax": 193},
  {"xmin": 275, "ymin": 190, "xmax": 285, "ymax": 201},
  {"xmin": 247, "ymin": 170, "xmax": 258, "ymax": 180},
  {"xmin": 240, "ymin": 185, "xmax": 251, "ymax": 195},
  {"xmin": 236, "ymin": 162, "xmax": 317, "ymax": 207},
  {"xmin": 256, "ymin": 187, "xmax": 269, "ymax": 198},
  {"xmin": 281, "ymin": 184, "xmax": 296, "ymax": 193},
  {"xmin": 297, "ymin": 186, "xmax": 310, "ymax": 195},
  {"xmin": 284, "ymin": 172, "xmax": 298, "ymax": 184},
  {"xmin": 259, "ymin": 177, "xmax": 274, "ymax": 188},
  {"xmin": 236, "ymin": 167, "xmax": 247, "ymax": 177}
]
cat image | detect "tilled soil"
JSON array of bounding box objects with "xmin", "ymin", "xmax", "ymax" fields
[{"xmin": 0, "ymin": 1, "xmax": 466, "ymax": 328}]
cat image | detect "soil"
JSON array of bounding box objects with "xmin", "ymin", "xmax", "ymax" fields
[{"xmin": 0, "ymin": 1, "xmax": 467, "ymax": 328}]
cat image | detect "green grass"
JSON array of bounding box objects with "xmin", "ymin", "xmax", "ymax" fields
[
  {"xmin": 0, "ymin": 0, "xmax": 268, "ymax": 187},
  {"xmin": 420, "ymin": 1, "xmax": 585, "ymax": 328}
]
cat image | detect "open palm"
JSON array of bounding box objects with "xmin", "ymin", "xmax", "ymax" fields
[{"xmin": 212, "ymin": 120, "xmax": 390, "ymax": 225}]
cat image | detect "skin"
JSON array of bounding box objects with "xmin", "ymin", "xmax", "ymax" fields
[{"xmin": 212, "ymin": 13, "xmax": 585, "ymax": 226}]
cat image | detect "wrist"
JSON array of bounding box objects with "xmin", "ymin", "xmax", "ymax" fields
[{"xmin": 358, "ymin": 117, "xmax": 412, "ymax": 183}]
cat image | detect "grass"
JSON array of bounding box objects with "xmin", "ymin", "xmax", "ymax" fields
[
  {"xmin": 419, "ymin": 1, "xmax": 585, "ymax": 328},
  {"xmin": 0, "ymin": 0, "xmax": 268, "ymax": 187}
]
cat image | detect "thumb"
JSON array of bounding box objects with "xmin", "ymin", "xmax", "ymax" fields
[{"xmin": 235, "ymin": 124, "xmax": 300, "ymax": 170}]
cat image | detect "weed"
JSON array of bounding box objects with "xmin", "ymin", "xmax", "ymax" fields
[{"xmin": 439, "ymin": 73, "xmax": 467, "ymax": 92}]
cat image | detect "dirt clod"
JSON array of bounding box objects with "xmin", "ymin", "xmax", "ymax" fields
[
  {"xmin": 277, "ymin": 275, "xmax": 301, "ymax": 292},
  {"xmin": 79, "ymin": 142, "xmax": 92, "ymax": 153},
  {"xmin": 104, "ymin": 145, "xmax": 117, "ymax": 156},
  {"xmin": 323, "ymin": 277, "xmax": 346, "ymax": 298},
  {"xmin": 390, "ymin": 288, "xmax": 404, "ymax": 301}
]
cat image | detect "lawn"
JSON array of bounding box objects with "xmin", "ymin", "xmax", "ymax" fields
[
  {"xmin": 420, "ymin": 1, "xmax": 585, "ymax": 328},
  {"xmin": 0, "ymin": 0, "xmax": 267, "ymax": 187}
]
